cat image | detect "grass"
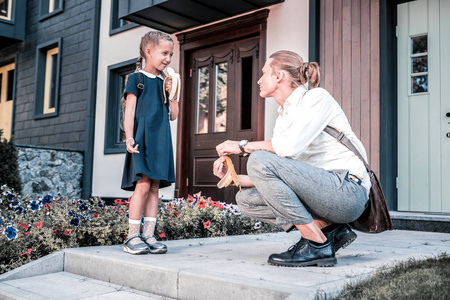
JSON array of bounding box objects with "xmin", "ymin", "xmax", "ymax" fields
[{"xmin": 331, "ymin": 253, "xmax": 450, "ymax": 300}]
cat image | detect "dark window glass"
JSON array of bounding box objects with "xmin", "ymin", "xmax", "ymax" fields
[
  {"xmin": 241, "ymin": 57, "xmax": 253, "ymax": 130},
  {"xmin": 0, "ymin": 73, "xmax": 3, "ymax": 102},
  {"xmin": 412, "ymin": 75, "xmax": 428, "ymax": 93},
  {"xmin": 412, "ymin": 56, "xmax": 428, "ymax": 73},
  {"xmin": 0, "ymin": 0, "xmax": 9, "ymax": 18},
  {"xmin": 7, "ymin": 69, "xmax": 14, "ymax": 101},
  {"xmin": 49, "ymin": 53, "xmax": 58, "ymax": 108},
  {"xmin": 412, "ymin": 36, "xmax": 427, "ymax": 54}
]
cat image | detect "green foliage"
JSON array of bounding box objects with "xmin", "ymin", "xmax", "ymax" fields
[
  {"xmin": 0, "ymin": 187, "xmax": 280, "ymax": 275},
  {"xmin": 332, "ymin": 253, "xmax": 450, "ymax": 300},
  {"xmin": 0, "ymin": 130, "xmax": 22, "ymax": 194}
]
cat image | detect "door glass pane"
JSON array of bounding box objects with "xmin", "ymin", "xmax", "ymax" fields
[
  {"xmin": 412, "ymin": 56, "xmax": 427, "ymax": 73},
  {"xmin": 411, "ymin": 75, "xmax": 428, "ymax": 93},
  {"xmin": 412, "ymin": 36, "xmax": 427, "ymax": 54},
  {"xmin": 214, "ymin": 63, "xmax": 227, "ymax": 132},
  {"xmin": 197, "ymin": 66, "xmax": 209, "ymax": 134},
  {"xmin": 241, "ymin": 57, "xmax": 253, "ymax": 130}
]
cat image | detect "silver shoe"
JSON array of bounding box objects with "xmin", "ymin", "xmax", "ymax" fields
[
  {"xmin": 123, "ymin": 234, "xmax": 150, "ymax": 255},
  {"xmin": 143, "ymin": 235, "xmax": 168, "ymax": 254}
]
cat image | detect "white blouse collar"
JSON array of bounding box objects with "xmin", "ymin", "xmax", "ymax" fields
[{"xmin": 139, "ymin": 69, "xmax": 163, "ymax": 79}]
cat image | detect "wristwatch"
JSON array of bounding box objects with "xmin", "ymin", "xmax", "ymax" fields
[{"xmin": 238, "ymin": 140, "xmax": 249, "ymax": 153}]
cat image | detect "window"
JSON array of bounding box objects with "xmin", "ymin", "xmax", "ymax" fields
[
  {"xmin": 34, "ymin": 39, "xmax": 61, "ymax": 119},
  {"xmin": 110, "ymin": 0, "xmax": 138, "ymax": 35},
  {"xmin": 0, "ymin": 0, "xmax": 12, "ymax": 21},
  {"xmin": 0, "ymin": 62, "xmax": 15, "ymax": 140},
  {"xmin": 410, "ymin": 35, "xmax": 428, "ymax": 94},
  {"xmin": 104, "ymin": 59, "xmax": 136, "ymax": 154},
  {"xmin": 39, "ymin": 0, "xmax": 63, "ymax": 21}
]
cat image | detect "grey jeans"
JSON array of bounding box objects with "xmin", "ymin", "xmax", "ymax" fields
[{"xmin": 236, "ymin": 151, "xmax": 368, "ymax": 231}]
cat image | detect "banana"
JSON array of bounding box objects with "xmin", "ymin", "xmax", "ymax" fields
[
  {"xmin": 217, "ymin": 155, "xmax": 241, "ymax": 192},
  {"xmin": 163, "ymin": 67, "xmax": 181, "ymax": 103}
]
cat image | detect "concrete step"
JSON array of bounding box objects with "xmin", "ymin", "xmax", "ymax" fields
[{"xmin": 1, "ymin": 231, "xmax": 449, "ymax": 300}]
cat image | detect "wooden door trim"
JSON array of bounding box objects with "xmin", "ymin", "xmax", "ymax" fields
[{"xmin": 174, "ymin": 10, "xmax": 268, "ymax": 198}]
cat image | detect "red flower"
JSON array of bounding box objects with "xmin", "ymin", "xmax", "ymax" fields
[
  {"xmin": 166, "ymin": 204, "xmax": 172, "ymax": 210},
  {"xmin": 20, "ymin": 249, "xmax": 32, "ymax": 256},
  {"xmin": 203, "ymin": 220, "xmax": 211, "ymax": 229},
  {"xmin": 93, "ymin": 213, "xmax": 99, "ymax": 219},
  {"xmin": 63, "ymin": 229, "xmax": 71, "ymax": 236},
  {"xmin": 18, "ymin": 222, "xmax": 29, "ymax": 230},
  {"xmin": 21, "ymin": 232, "xmax": 31, "ymax": 236},
  {"xmin": 159, "ymin": 232, "xmax": 166, "ymax": 238},
  {"xmin": 187, "ymin": 194, "xmax": 195, "ymax": 202},
  {"xmin": 197, "ymin": 200, "xmax": 206, "ymax": 209},
  {"xmin": 173, "ymin": 211, "xmax": 179, "ymax": 217},
  {"xmin": 53, "ymin": 230, "xmax": 58, "ymax": 235},
  {"xmin": 215, "ymin": 203, "xmax": 224, "ymax": 209},
  {"xmin": 194, "ymin": 191, "xmax": 202, "ymax": 198},
  {"xmin": 36, "ymin": 221, "xmax": 43, "ymax": 229}
]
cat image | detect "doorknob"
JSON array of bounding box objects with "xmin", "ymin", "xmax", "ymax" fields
[
  {"xmin": 447, "ymin": 133, "xmax": 450, "ymax": 138},
  {"xmin": 447, "ymin": 112, "xmax": 450, "ymax": 117}
]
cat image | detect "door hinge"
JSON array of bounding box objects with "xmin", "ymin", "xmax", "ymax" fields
[
  {"xmin": 189, "ymin": 68, "xmax": 193, "ymax": 77},
  {"xmin": 186, "ymin": 177, "xmax": 189, "ymax": 187},
  {"xmin": 396, "ymin": 177, "xmax": 398, "ymax": 189},
  {"xmin": 396, "ymin": 26, "xmax": 398, "ymax": 37}
]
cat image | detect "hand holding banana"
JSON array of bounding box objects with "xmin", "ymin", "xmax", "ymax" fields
[{"xmin": 163, "ymin": 67, "xmax": 181, "ymax": 103}]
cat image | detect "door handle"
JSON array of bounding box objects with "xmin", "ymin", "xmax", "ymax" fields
[
  {"xmin": 447, "ymin": 112, "xmax": 450, "ymax": 117},
  {"xmin": 447, "ymin": 133, "xmax": 450, "ymax": 138}
]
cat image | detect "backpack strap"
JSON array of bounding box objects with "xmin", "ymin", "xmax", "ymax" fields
[{"xmin": 137, "ymin": 72, "xmax": 144, "ymax": 100}]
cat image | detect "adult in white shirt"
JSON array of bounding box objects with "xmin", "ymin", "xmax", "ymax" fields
[{"xmin": 214, "ymin": 50, "xmax": 370, "ymax": 267}]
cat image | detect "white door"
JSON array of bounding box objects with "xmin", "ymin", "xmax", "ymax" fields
[{"xmin": 398, "ymin": 0, "xmax": 450, "ymax": 213}]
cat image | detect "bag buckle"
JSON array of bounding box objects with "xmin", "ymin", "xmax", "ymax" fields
[
  {"xmin": 137, "ymin": 83, "xmax": 144, "ymax": 89},
  {"xmin": 337, "ymin": 132, "xmax": 345, "ymax": 141}
]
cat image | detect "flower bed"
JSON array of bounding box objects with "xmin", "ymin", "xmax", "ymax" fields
[{"xmin": 0, "ymin": 185, "xmax": 279, "ymax": 275}]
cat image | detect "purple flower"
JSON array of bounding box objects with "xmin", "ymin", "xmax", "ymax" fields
[
  {"xmin": 69, "ymin": 217, "xmax": 80, "ymax": 227},
  {"xmin": 6, "ymin": 192, "xmax": 16, "ymax": 202},
  {"xmin": 41, "ymin": 195, "xmax": 53, "ymax": 205},
  {"xmin": 4, "ymin": 226, "xmax": 17, "ymax": 240},
  {"xmin": 28, "ymin": 200, "xmax": 40, "ymax": 211}
]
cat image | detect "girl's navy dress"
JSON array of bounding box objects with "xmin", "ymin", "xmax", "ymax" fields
[{"xmin": 121, "ymin": 71, "xmax": 175, "ymax": 191}]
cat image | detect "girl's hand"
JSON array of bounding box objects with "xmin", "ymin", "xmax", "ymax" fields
[
  {"xmin": 213, "ymin": 157, "xmax": 227, "ymax": 179},
  {"xmin": 165, "ymin": 77, "xmax": 172, "ymax": 93},
  {"xmin": 216, "ymin": 140, "xmax": 241, "ymax": 156},
  {"xmin": 126, "ymin": 138, "xmax": 139, "ymax": 153}
]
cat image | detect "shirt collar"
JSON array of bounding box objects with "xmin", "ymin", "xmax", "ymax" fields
[
  {"xmin": 278, "ymin": 85, "xmax": 308, "ymax": 115},
  {"xmin": 139, "ymin": 69, "xmax": 163, "ymax": 80}
]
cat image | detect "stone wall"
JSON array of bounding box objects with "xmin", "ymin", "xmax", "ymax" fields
[{"xmin": 17, "ymin": 146, "xmax": 83, "ymax": 200}]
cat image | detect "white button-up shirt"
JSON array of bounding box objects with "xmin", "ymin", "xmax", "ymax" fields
[{"xmin": 271, "ymin": 85, "xmax": 371, "ymax": 193}]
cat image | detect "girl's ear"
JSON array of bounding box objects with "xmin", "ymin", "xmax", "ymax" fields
[{"xmin": 275, "ymin": 70, "xmax": 284, "ymax": 83}]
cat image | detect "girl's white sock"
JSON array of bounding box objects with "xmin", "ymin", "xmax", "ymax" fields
[
  {"xmin": 127, "ymin": 219, "xmax": 142, "ymax": 246},
  {"xmin": 143, "ymin": 217, "xmax": 157, "ymax": 243}
]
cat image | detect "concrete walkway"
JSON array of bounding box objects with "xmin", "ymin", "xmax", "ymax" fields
[{"xmin": 0, "ymin": 230, "xmax": 449, "ymax": 299}]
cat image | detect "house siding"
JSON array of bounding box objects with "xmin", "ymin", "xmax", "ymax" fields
[{"xmin": 9, "ymin": 0, "xmax": 95, "ymax": 150}]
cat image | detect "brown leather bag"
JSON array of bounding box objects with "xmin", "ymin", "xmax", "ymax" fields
[{"xmin": 324, "ymin": 126, "xmax": 393, "ymax": 233}]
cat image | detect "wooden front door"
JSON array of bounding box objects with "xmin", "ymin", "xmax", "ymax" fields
[
  {"xmin": 397, "ymin": 0, "xmax": 450, "ymax": 212},
  {"xmin": 0, "ymin": 63, "xmax": 15, "ymax": 141},
  {"xmin": 187, "ymin": 38, "xmax": 260, "ymax": 203}
]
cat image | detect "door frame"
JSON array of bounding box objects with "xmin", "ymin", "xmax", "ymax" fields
[{"xmin": 174, "ymin": 9, "xmax": 269, "ymax": 198}]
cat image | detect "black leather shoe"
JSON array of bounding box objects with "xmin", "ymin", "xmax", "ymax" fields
[
  {"xmin": 323, "ymin": 224, "xmax": 357, "ymax": 252},
  {"xmin": 268, "ymin": 238, "xmax": 336, "ymax": 267}
]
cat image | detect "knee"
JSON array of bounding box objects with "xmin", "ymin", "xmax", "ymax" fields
[
  {"xmin": 235, "ymin": 189, "xmax": 252, "ymax": 209},
  {"xmin": 247, "ymin": 151, "xmax": 274, "ymax": 178}
]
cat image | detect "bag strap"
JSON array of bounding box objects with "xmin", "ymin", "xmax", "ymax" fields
[
  {"xmin": 137, "ymin": 72, "xmax": 144, "ymax": 100},
  {"xmin": 323, "ymin": 126, "xmax": 371, "ymax": 173}
]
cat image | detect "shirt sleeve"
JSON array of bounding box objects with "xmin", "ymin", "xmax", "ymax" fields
[
  {"xmin": 271, "ymin": 88, "xmax": 337, "ymax": 158},
  {"xmin": 124, "ymin": 73, "xmax": 138, "ymax": 99}
]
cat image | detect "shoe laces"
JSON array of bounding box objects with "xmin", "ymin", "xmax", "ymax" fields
[{"xmin": 287, "ymin": 238, "xmax": 308, "ymax": 253}]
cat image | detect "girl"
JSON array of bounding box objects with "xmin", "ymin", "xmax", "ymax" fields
[{"xmin": 121, "ymin": 31, "xmax": 179, "ymax": 255}]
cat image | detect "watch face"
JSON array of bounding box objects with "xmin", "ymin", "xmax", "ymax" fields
[{"xmin": 239, "ymin": 140, "xmax": 247, "ymax": 147}]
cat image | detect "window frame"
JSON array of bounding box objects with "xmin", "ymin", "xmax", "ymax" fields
[
  {"xmin": 109, "ymin": 0, "xmax": 138, "ymax": 36},
  {"xmin": 39, "ymin": 0, "xmax": 63, "ymax": 21},
  {"xmin": 34, "ymin": 38, "xmax": 62, "ymax": 120},
  {"xmin": 0, "ymin": 0, "xmax": 13, "ymax": 21},
  {"xmin": 104, "ymin": 58, "xmax": 137, "ymax": 154}
]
